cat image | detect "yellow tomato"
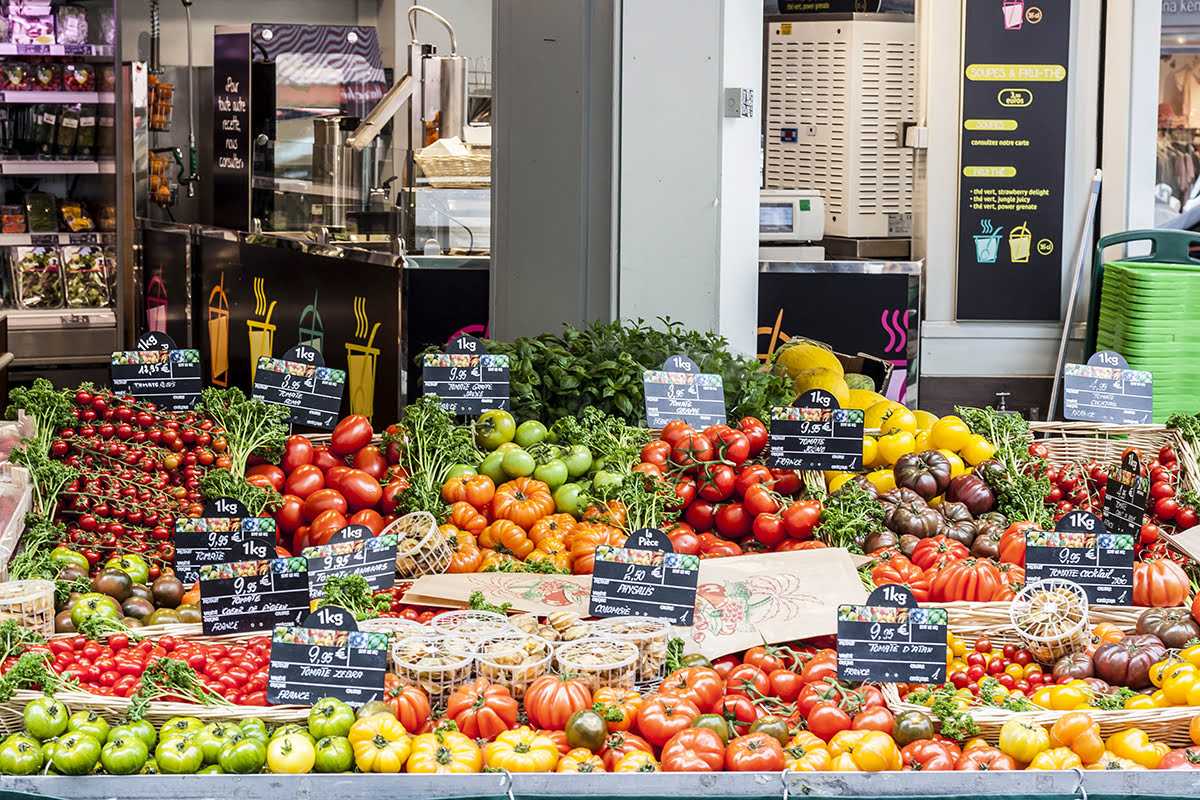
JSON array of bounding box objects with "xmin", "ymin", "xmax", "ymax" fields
[
  {"xmin": 1181, "ymin": 644, "xmax": 1200, "ymax": 668},
  {"xmin": 862, "ymin": 436, "xmax": 879, "ymax": 467},
  {"xmin": 1124, "ymin": 695, "xmax": 1156, "ymax": 710},
  {"xmin": 939, "ymin": 449, "xmax": 967, "ymax": 478},
  {"xmin": 826, "ymin": 471, "xmax": 857, "ymax": 493},
  {"xmin": 1105, "ymin": 728, "xmax": 1168, "ymax": 769},
  {"xmin": 865, "ymin": 400, "xmax": 918, "ymax": 435},
  {"xmin": 406, "ymin": 731, "xmax": 482, "ymax": 774},
  {"xmin": 948, "ymin": 636, "xmax": 966, "ymax": 658},
  {"xmin": 266, "ymin": 733, "xmax": 316, "ymax": 775},
  {"xmin": 1162, "ymin": 664, "xmax": 1198, "ymax": 705},
  {"xmin": 962, "ymin": 737, "xmax": 989, "ymax": 752},
  {"xmin": 1185, "ymin": 682, "xmax": 1200, "ymax": 707},
  {"xmin": 349, "ymin": 716, "xmax": 412, "ymax": 773},
  {"xmin": 913, "ymin": 409, "xmax": 939, "ymax": 430},
  {"xmin": 998, "ymin": 717, "xmax": 1051, "ymax": 764},
  {"xmin": 613, "ymin": 752, "xmax": 659, "ymax": 772},
  {"xmin": 960, "ymin": 434, "xmax": 996, "ymax": 465},
  {"xmin": 929, "ymin": 415, "xmax": 971, "ymax": 452},
  {"xmin": 1029, "ymin": 687, "xmax": 1054, "ymax": 709},
  {"xmin": 914, "ymin": 430, "xmax": 933, "ymax": 450},
  {"xmin": 1023, "ymin": 663, "xmax": 1043, "ymax": 679},
  {"xmin": 876, "ymin": 431, "xmax": 916, "ymax": 465},
  {"xmin": 864, "ymin": 469, "xmax": 896, "ymax": 493}
]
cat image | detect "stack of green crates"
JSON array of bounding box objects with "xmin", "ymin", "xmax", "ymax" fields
[{"xmin": 1095, "ymin": 260, "xmax": 1200, "ymax": 422}]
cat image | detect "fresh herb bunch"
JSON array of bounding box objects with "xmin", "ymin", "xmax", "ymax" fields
[
  {"xmin": 550, "ymin": 408, "xmax": 651, "ymax": 475},
  {"xmin": 76, "ymin": 614, "xmax": 137, "ymax": 642},
  {"xmin": 5, "ymin": 378, "xmax": 73, "ymax": 459},
  {"xmin": 196, "ymin": 387, "xmax": 289, "ymax": 478},
  {"xmin": 1089, "ymin": 685, "xmax": 1138, "ymax": 710},
  {"xmin": 474, "ymin": 318, "xmax": 791, "ymax": 425},
  {"xmin": 53, "ymin": 575, "xmax": 91, "ymax": 606},
  {"xmin": 1168, "ymin": 413, "xmax": 1200, "ymax": 453},
  {"xmin": 665, "ymin": 637, "xmax": 685, "ymax": 673},
  {"xmin": 468, "ymin": 590, "xmax": 512, "ymax": 616},
  {"xmin": 482, "ymin": 559, "xmax": 570, "ymax": 575},
  {"xmin": 128, "ymin": 658, "xmax": 231, "ymax": 720},
  {"xmin": 585, "ymin": 469, "xmax": 677, "ymax": 534},
  {"xmin": 200, "ymin": 469, "xmax": 282, "ymax": 516},
  {"xmin": 816, "ymin": 482, "xmax": 883, "ymax": 554},
  {"xmin": 0, "ymin": 618, "xmax": 44, "ymax": 665},
  {"xmin": 977, "ymin": 677, "xmax": 1034, "ymax": 711},
  {"xmin": 10, "ymin": 446, "xmax": 77, "ymax": 517},
  {"xmin": 0, "ymin": 650, "xmax": 76, "ymax": 701},
  {"xmin": 955, "ymin": 405, "xmax": 1052, "ymax": 528},
  {"xmin": 317, "ymin": 575, "xmax": 389, "ymax": 620},
  {"xmin": 396, "ymin": 396, "xmax": 481, "ymax": 517},
  {"xmin": 9, "ymin": 513, "xmax": 66, "ymax": 581},
  {"xmin": 906, "ymin": 683, "xmax": 980, "ymax": 741}
]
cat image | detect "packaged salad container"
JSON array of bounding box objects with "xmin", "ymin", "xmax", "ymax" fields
[
  {"xmin": 554, "ymin": 637, "xmax": 638, "ymax": 692},
  {"xmin": 589, "ymin": 617, "xmax": 673, "ymax": 684},
  {"xmin": 61, "ymin": 244, "xmax": 110, "ymax": 307},
  {"xmin": 55, "ymin": 6, "xmax": 88, "ymax": 44},
  {"xmin": 11, "ymin": 246, "xmax": 63, "ymax": 308},
  {"xmin": 391, "ymin": 634, "xmax": 476, "ymax": 707}
]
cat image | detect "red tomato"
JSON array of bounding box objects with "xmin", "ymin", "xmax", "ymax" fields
[
  {"xmin": 353, "ymin": 446, "xmax": 389, "ymax": 480},
  {"xmin": 671, "ymin": 433, "xmax": 715, "ymax": 470},
  {"xmin": 768, "ymin": 669, "xmax": 804, "ymax": 702},
  {"xmin": 1178, "ymin": 507, "xmax": 1198, "ymax": 530},
  {"xmin": 660, "ymin": 420, "xmax": 695, "ymax": 447},
  {"xmin": 712, "ymin": 428, "xmax": 751, "ymax": 465},
  {"xmin": 770, "ymin": 469, "xmax": 803, "ymax": 495},
  {"xmin": 349, "ymin": 509, "xmax": 386, "ymax": 535},
  {"xmin": 742, "ymin": 484, "xmax": 781, "ymax": 516},
  {"xmin": 308, "ymin": 509, "xmax": 349, "ymax": 546},
  {"xmin": 782, "ymin": 500, "xmax": 820, "ymax": 540},
  {"xmin": 684, "ymin": 499, "xmax": 716, "ymax": 532},
  {"xmin": 280, "ymin": 435, "xmax": 314, "ymax": 474},
  {"xmin": 340, "ymin": 469, "xmax": 384, "ymax": 512},
  {"xmin": 312, "ymin": 446, "xmax": 346, "ymax": 472},
  {"xmin": 640, "ymin": 440, "xmax": 672, "ymax": 467},
  {"xmin": 668, "ymin": 478, "xmax": 697, "ymax": 511},
  {"xmin": 738, "ymin": 417, "xmax": 768, "ymax": 457},
  {"xmin": 697, "ymin": 463, "xmax": 736, "ymax": 502},
  {"xmin": 274, "ymin": 495, "xmax": 305, "ymax": 536},
  {"xmin": 751, "ymin": 514, "xmax": 787, "ymax": 548},
  {"xmin": 665, "ymin": 523, "xmax": 700, "ymax": 555},
  {"xmin": 324, "ymin": 466, "xmax": 353, "ymax": 494},
  {"xmin": 283, "ymin": 464, "xmax": 324, "ymax": 499},
  {"xmin": 851, "ymin": 706, "xmax": 894, "ymax": 734},
  {"xmin": 724, "ymin": 664, "xmax": 770, "ymax": 698},
  {"xmin": 381, "ymin": 479, "xmax": 408, "ymax": 515},
  {"xmin": 805, "ymin": 701, "xmax": 851, "ymax": 742},
  {"xmin": 1157, "ymin": 497, "xmax": 1180, "ymax": 521},
  {"xmin": 714, "ymin": 503, "xmax": 752, "ymax": 540},
  {"xmin": 246, "ymin": 464, "xmax": 285, "ymax": 492},
  {"xmin": 734, "ymin": 464, "xmax": 773, "ymax": 498},
  {"xmin": 302, "ymin": 488, "xmax": 349, "ymax": 523},
  {"xmin": 331, "ymin": 415, "xmax": 373, "ymax": 456}
]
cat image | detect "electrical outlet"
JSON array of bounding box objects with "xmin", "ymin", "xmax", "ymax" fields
[{"xmin": 724, "ymin": 88, "xmax": 754, "ymax": 119}]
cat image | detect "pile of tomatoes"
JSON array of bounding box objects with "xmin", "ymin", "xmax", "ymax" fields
[
  {"xmin": 636, "ymin": 418, "xmax": 824, "ymax": 556},
  {"xmin": 945, "ymin": 636, "xmax": 1044, "ymax": 698}
]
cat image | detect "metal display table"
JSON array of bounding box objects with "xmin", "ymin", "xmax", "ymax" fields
[{"xmin": 0, "ymin": 769, "xmax": 1187, "ymax": 800}]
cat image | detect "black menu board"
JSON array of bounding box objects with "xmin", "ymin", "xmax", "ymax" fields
[
  {"xmin": 267, "ymin": 606, "xmax": 388, "ymax": 708},
  {"xmin": 303, "ymin": 525, "xmax": 398, "ymax": 599},
  {"xmin": 252, "ymin": 344, "xmax": 347, "ymax": 430},
  {"xmin": 642, "ymin": 355, "xmax": 727, "ymax": 429},
  {"xmin": 955, "ymin": 0, "xmax": 1071, "ymax": 321},
  {"xmin": 589, "ymin": 528, "xmax": 699, "ymax": 626},
  {"xmin": 174, "ymin": 516, "xmax": 275, "ymax": 585},
  {"xmin": 767, "ymin": 390, "xmax": 864, "ymax": 471},
  {"xmin": 837, "ymin": 585, "xmax": 948, "ymax": 684},
  {"xmin": 1024, "ymin": 510, "xmax": 1135, "ymax": 605},
  {"xmin": 199, "ymin": 556, "xmax": 310, "ymax": 635},
  {"xmin": 422, "ymin": 334, "xmax": 510, "ymax": 415},
  {"xmin": 1063, "ymin": 351, "xmax": 1153, "ymax": 425},
  {"xmin": 111, "ymin": 332, "xmax": 202, "ymax": 411},
  {"xmin": 1102, "ymin": 451, "xmax": 1150, "ymax": 540}
]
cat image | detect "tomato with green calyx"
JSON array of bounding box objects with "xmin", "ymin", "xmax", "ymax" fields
[
  {"xmin": 445, "ymin": 463, "xmax": 478, "ymax": 480},
  {"xmin": 515, "ymin": 420, "xmax": 549, "ymax": 448},
  {"xmin": 892, "ymin": 710, "xmax": 934, "ymax": 747},
  {"xmin": 101, "ymin": 733, "xmax": 149, "ymax": 775},
  {"xmin": 159, "ymin": 717, "xmax": 204, "ymax": 742},
  {"xmin": 553, "ymin": 483, "xmax": 584, "ymax": 516},
  {"xmin": 67, "ymin": 711, "xmax": 110, "ymax": 744},
  {"xmin": 50, "ymin": 546, "xmax": 89, "ymax": 572},
  {"xmin": 309, "ymin": 698, "xmax": 356, "ymax": 740},
  {"xmin": 749, "ymin": 716, "xmax": 790, "ymax": 747},
  {"xmin": 562, "ymin": 445, "xmax": 593, "ymax": 478},
  {"xmin": 268, "ymin": 733, "xmax": 316, "ymax": 774},
  {"xmin": 239, "ymin": 719, "xmax": 268, "ymax": 745},
  {"xmin": 565, "ymin": 709, "xmax": 608, "ymax": 752},
  {"xmin": 110, "ymin": 720, "xmax": 157, "ymax": 751},
  {"xmin": 0, "ymin": 733, "xmax": 45, "ymax": 775},
  {"xmin": 501, "ymin": 448, "xmax": 536, "ymax": 478},
  {"xmin": 104, "ymin": 554, "xmax": 149, "ymax": 585},
  {"xmin": 53, "ymin": 733, "xmax": 102, "ymax": 776},
  {"xmin": 156, "ymin": 736, "xmax": 204, "ymax": 774},
  {"xmin": 480, "ymin": 451, "xmax": 508, "ymax": 485},
  {"xmin": 195, "ymin": 722, "xmax": 241, "ymax": 765},
  {"xmin": 23, "ymin": 696, "xmax": 69, "ymax": 741},
  {"xmin": 476, "ymin": 411, "xmax": 516, "ymax": 450},
  {"xmin": 218, "ymin": 735, "xmax": 267, "ymax": 774},
  {"xmin": 271, "ymin": 724, "xmax": 316, "ymax": 743},
  {"xmin": 533, "ymin": 459, "xmax": 569, "ymax": 490},
  {"xmin": 139, "ymin": 759, "xmax": 159, "ymax": 774},
  {"xmin": 313, "ymin": 735, "xmax": 354, "ymax": 773},
  {"xmin": 592, "ymin": 470, "xmax": 624, "ymax": 495},
  {"xmin": 70, "ymin": 592, "xmax": 122, "ymax": 628}
]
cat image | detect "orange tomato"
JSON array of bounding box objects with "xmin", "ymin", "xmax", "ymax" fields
[
  {"xmin": 529, "ymin": 514, "xmax": 577, "ymax": 548},
  {"xmin": 449, "ymin": 501, "xmax": 489, "ymax": 534},
  {"xmin": 442, "ymin": 474, "xmax": 496, "ymax": 508},
  {"xmin": 479, "ymin": 519, "xmax": 535, "ymax": 560},
  {"xmin": 492, "ymin": 477, "xmax": 556, "ymax": 529}
]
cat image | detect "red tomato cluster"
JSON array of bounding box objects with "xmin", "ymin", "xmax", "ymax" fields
[
  {"xmin": 636, "ymin": 418, "xmax": 825, "ymax": 558},
  {"xmin": 8, "ymin": 634, "xmax": 271, "ymax": 705},
  {"xmin": 946, "ymin": 637, "xmax": 1041, "ymax": 697},
  {"xmin": 868, "ymin": 543, "xmax": 1025, "ymax": 603}
]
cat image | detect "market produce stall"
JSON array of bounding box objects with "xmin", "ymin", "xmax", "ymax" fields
[{"xmin": 0, "ymin": 323, "xmax": 1197, "ymax": 796}]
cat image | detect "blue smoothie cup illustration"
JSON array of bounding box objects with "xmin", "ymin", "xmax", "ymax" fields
[{"xmin": 974, "ymin": 219, "xmax": 1003, "ymax": 263}]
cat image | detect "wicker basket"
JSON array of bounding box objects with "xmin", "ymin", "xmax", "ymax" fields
[
  {"xmin": 413, "ymin": 147, "xmax": 491, "ymax": 188},
  {"xmin": 0, "ymin": 580, "xmax": 55, "ymax": 637},
  {"xmin": 1029, "ymin": 420, "xmax": 1200, "ymax": 494},
  {"xmin": 390, "ymin": 511, "xmax": 453, "ymax": 578},
  {"xmin": 932, "ymin": 601, "xmax": 1174, "ymax": 646}
]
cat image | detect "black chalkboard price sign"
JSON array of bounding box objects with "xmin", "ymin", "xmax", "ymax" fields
[
  {"xmin": 1102, "ymin": 451, "xmax": 1150, "ymax": 541},
  {"xmin": 267, "ymin": 607, "xmax": 389, "ymax": 707},
  {"xmin": 1063, "ymin": 351, "xmax": 1153, "ymax": 425},
  {"xmin": 111, "ymin": 332, "xmax": 202, "ymax": 411},
  {"xmin": 642, "ymin": 355, "xmax": 727, "ymax": 429},
  {"xmin": 174, "ymin": 514, "xmax": 276, "ymax": 585},
  {"xmin": 199, "ymin": 556, "xmax": 310, "ymax": 635},
  {"xmin": 767, "ymin": 390, "xmax": 864, "ymax": 471},
  {"xmin": 837, "ymin": 584, "xmax": 948, "ymax": 684},
  {"xmin": 422, "ymin": 334, "xmax": 510, "ymax": 415},
  {"xmin": 1024, "ymin": 510, "xmax": 1135, "ymax": 605},
  {"xmin": 589, "ymin": 528, "xmax": 700, "ymax": 626},
  {"xmin": 302, "ymin": 525, "xmax": 399, "ymax": 599},
  {"xmin": 252, "ymin": 344, "xmax": 347, "ymax": 430}
]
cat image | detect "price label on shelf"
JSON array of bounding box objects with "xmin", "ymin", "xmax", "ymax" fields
[
  {"xmin": 199, "ymin": 556, "xmax": 310, "ymax": 635},
  {"xmin": 174, "ymin": 516, "xmax": 275, "ymax": 586},
  {"xmin": 767, "ymin": 390, "xmax": 864, "ymax": 471},
  {"xmin": 302, "ymin": 525, "xmax": 399, "ymax": 599},
  {"xmin": 1063, "ymin": 350, "xmax": 1153, "ymax": 425},
  {"xmin": 1102, "ymin": 450, "xmax": 1149, "ymax": 541},
  {"xmin": 422, "ymin": 333, "xmax": 510, "ymax": 415},
  {"xmin": 589, "ymin": 528, "xmax": 699, "ymax": 626},
  {"xmin": 837, "ymin": 584, "xmax": 947, "ymax": 684},
  {"xmin": 1024, "ymin": 510, "xmax": 1134, "ymax": 605},
  {"xmin": 267, "ymin": 606, "xmax": 388, "ymax": 707},
  {"xmin": 111, "ymin": 332, "xmax": 202, "ymax": 411},
  {"xmin": 642, "ymin": 354, "xmax": 726, "ymax": 429},
  {"xmin": 252, "ymin": 344, "xmax": 347, "ymax": 430}
]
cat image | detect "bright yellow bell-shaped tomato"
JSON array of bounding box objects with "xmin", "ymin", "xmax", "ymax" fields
[
  {"xmin": 406, "ymin": 730, "xmax": 482, "ymax": 774},
  {"xmin": 1181, "ymin": 644, "xmax": 1200, "ymax": 668},
  {"xmin": 1162, "ymin": 663, "xmax": 1199, "ymax": 705},
  {"xmin": 929, "ymin": 415, "xmax": 971, "ymax": 451},
  {"xmin": 939, "ymin": 449, "xmax": 967, "ymax": 478},
  {"xmin": 1124, "ymin": 694, "xmax": 1156, "ymax": 710},
  {"xmin": 864, "ymin": 469, "xmax": 896, "ymax": 493},
  {"xmin": 1105, "ymin": 728, "xmax": 1169, "ymax": 769},
  {"xmin": 484, "ymin": 727, "xmax": 560, "ymax": 772},
  {"xmin": 861, "ymin": 436, "xmax": 879, "ymax": 468},
  {"xmin": 865, "ymin": 401, "xmax": 917, "ymax": 435},
  {"xmin": 826, "ymin": 471, "xmax": 857, "ymax": 493},
  {"xmin": 556, "ymin": 748, "xmax": 606, "ymax": 773},
  {"xmin": 1028, "ymin": 747, "xmax": 1082, "ymax": 770},
  {"xmin": 1084, "ymin": 751, "xmax": 1146, "ymax": 770},
  {"xmin": 876, "ymin": 431, "xmax": 916, "ymax": 465},
  {"xmin": 914, "ymin": 429, "xmax": 933, "ymax": 450},
  {"xmin": 349, "ymin": 715, "xmax": 413, "ymax": 773},
  {"xmin": 998, "ymin": 717, "xmax": 1050, "ymax": 764},
  {"xmin": 613, "ymin": 751, "xmax": 659, "ymax": 772},
  {"xmin": 266, "ymin": 733, "xmax": 316, "ymax": 774},
  {"xmin": 913, "ymin": 409, "xmax": 939, "ymax": 431},
  {"xmin": 960, "ymin": 434, "xmax": 996, "ymax": 465},
  {"xmin": 827, "ymin": 730, "xmax": 901, "ymax": 772}
]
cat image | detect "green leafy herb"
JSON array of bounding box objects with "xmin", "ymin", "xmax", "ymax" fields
[
  {"xmin": 196, "ymin": 387, "xmax": 289, "ymax": 478},
  {"xmin": 0, "ymin": 618, "xmax": 44, "ymax": 665},
  {"xmin": 467, "ymin": 590, "xmax": 511, "ymax": 616},
  {"xmin": 53, "ymin": 575, "xmax": 91, "ymax": 606},
  {"xmin": 0, "ymin": 650, "xmax": 76, "ymax": 700},
  {"xmin": 9, "ymin": 513, "xmax": 65, "ymax": 581},
  {"xmin": 5, "ymin": 378, "xmax": 73, "ymax": 459},
  {"xmin": 76, "ymin": 614, "xmax": 139, "ymax": 643},
  {"xmin": 907, "ymin": 683, "xmax": 979, "ymax": 741},
  {"xmin": 482, "ymin": 559, "xmax": 570, "ymax": 575},
  {"xmin": 816, "ymin": 482, "xmax": 883, "ymax": 553},
  {"xmin": 956, "ymin": 405, "xmax": 1052, "ymax": 527},
  {"xmin": 665, "ymin": 637, "xmax": 685, "ymax": 673},
  {"xmin": 396, "ymin": 396, "xmax": 481, "ymax": 517},
  {"xmin": 128, "ymin": 657, "xmax": 231, "ymax": 720},
  {"xmin": 10, "ymin": 447, "xmax": 77, "ymax": 518},
  {"xmin": 317, "ymin": 575, "xmax": 389, "ymax": 620},
  {"xmin": 199, "ymin": 469, "xmax": 282, "ymax": 516},
  {"xmin": 1089, "ymin": 685, "xmax": 1138, "ymax": 711},
  {"xmin": 550, "ymin": 408, "xmax": 651, "ymax": 475}
]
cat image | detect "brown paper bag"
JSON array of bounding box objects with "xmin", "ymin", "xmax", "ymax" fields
[
  {"xmin": 674, "ymin": 548, "xmax": 868, "ymax": 659},
  {"xmin": 402, "ymin": 572, "xmax": 593, "ymax": 617}
]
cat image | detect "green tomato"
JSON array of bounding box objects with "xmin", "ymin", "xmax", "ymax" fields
[
  {"xmin": 308, "ymin": 698, "xmax": 355, "ymax": 740},
  {"xmin": 561, "ymin": 445, "xmax": 594, "ymax": 478},
  {"xmin": 0, "ymin": 733, "xmax": 45, "ymax": 775},
  {"xmin": 475, "ymin": 410, "xmax": 516, "ymax": 450},
  {"xmin": 159, "ymin": 717, "xmax": 205, "ymax": 742},
  {"xmin": 238, "ymin": 718, "xmax": 268, "ymax": 745},
  {"xmin": 500, "ymin": 448, "xmax": 536, "ymax": 478},
  {"xmin": 103, "ymin": 554, "xmax": 149, "ymax": 585},
  {"xmin": 514, "ymin": 420, "xmax": 549, "ymax": 448},
  {"xmin": 313, "ymin": 735, "xmax": 354, "ymax": 773},
  {"xmin": 553, "ymin": 483, "xmax": 584, "ymax": 517},
  {"xmin": 194, "ymin": 722, "xmax": 241, "ymax": 765},
  {"xmin": 51, "ymin": 732, "xmax": 102, "ymax": 776},
  {"xmin": 70, "ymin": 593, "xmax": 122, "ymax": 628},
  {"xmin": 197, "ymin": 764, "xmax": 225, "ymax": 774},
  {"xmin": 139, "ymin": 758, "xmax": 159, "ymax": 774},
  {"xmin": 67, "ymin": 711, "xmax": 110, "ymax": 744},
  {"xmin": 591, "ymin": 470, "xmax": 625, "ymax": 494},
  {"xmin": 680, "ymin": 653, "xmax": 713, "ymax": 669},
  {"xmin": 749, "ymin": 715, "xmax": 790, "ymax": 746},
  {"xmin": 49, "ymin": 546, "xmax": 89, "ymax": 572},
  {"xmin": 479, "ymin": 451, "xmax": 508, "ymax": 485},
  {"xmin": 270, "ymin": 724, "xmax": 314, "ymax": 743},
  {"xmin": 533, "ymin": 458, "xmax": 569, "ymax": 490},
  {"xmin": 444, "ymin": 463, "xmax": 478, "ymax": 480},
  {"xmin": 23, "ymin": 696, "xmax": 69, "ymax": 741},
  {"xmin": 100, "ymin": 733, "xmax": 149, "ymax": 775},
  {"xmin": 109, "ymin": 720, "xmax": 157, "ymax": 751},
  {"xmin": 690, "ymin": 714, "xmax": 731, "ymax": 745},
  {"xmin": 564, "ymin": 709, "xmax": 607, "ymax": 752},
  {"xmin": 155, "ymin": 736, "xmax": 204, "ymax": 774},
  {"xmin": 218, "ymin": 736, "xmax": 266, "ymax": 774}
]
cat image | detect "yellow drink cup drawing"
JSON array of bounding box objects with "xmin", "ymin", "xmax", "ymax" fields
[
  {"xmin": 247, "ymin": 300, "xmax": 277, "ymax": 382},
  {"xmin": 346, "ymin": 322, "xmax": 380, "ymax": 420},
  {"xmin": 1009, "ymin": 221, "xmax": 1031, "ymax": 263},
  {"xmin": 208, "ymin": 275, "xmax": 229, "ymax": 387}
]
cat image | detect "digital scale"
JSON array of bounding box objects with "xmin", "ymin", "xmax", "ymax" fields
[{"xmin": 759, "ymin": 188, "xmax": 825, "ymax": 261}]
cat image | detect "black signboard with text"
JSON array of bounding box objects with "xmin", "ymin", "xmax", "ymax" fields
[
  {"xmin": 956, "ymin": 0, "xmax": 1071, "ymax": 321},
  {"xmin": 1024, "ymin": 510, "xmax": 1135, "ymax": 605},
  {"xmin": 174, "ymin": 514, "xmax": 275, "ymax": 586},
  {"xmin": 303, "ymin": 525, "xmax": 399, "ymax": 599},
  {"xmin": 199, "ymin": 556, "xmax": 310, "ymax": 635},
  {"xmin": 1102, "ymin": 451, "xmax": 1150, "ymax": 541},
  {"xmin": 111, "ymin": 332, "xmax": 202, "ymax": 411},
  {"xmin": 642, "ymin": 355, "xmax": 727, "ymax": 429},
  {"xmin": 767, "ymin": 390, "xmax": 864, "ymax": 471},
  {"xmin": 422, "ymin": 334, "xmax": 510, "ymax": 415},
  {"xmin": 837, "ymin": 584, "xmax": 948, "ymax": 684},
  {"xmin": 1063, "ymin": 351, "xmax": 1154, "ymax": 425},
  {"xmin": 212, "ymin": 30, "xmax": 250, "ymax": 231},
  {"xmin": 589, "ymin": 528, "xmax": 700, "ymax": 626},
  {"xmin": 266, "ymin": 606, "xmax": 389, "ymax": 708},
  {"xmin": 252, "ymin": 344, "xmax": 347, "ymax": 430}
]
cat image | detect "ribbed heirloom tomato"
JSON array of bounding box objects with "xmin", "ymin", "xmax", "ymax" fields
[
  {"xmin": 445, "ymin": 678, "xmax": 519, "ymax": 741},
  {"xmin": 492, "ymin": 477, "xmax": 556, "ymax": 529},
  {"xmin": 657, "ymin": 666, "xmax": 725, "ymax": 713},
  {"xmin": 725, "ymin": 733, "xmax": 785, "ymax": 772},
  {"xmin": 636, "ymin": 694, "xmax": 701, "ymax": 747},
  {"xmin": 661, "ymin": 728, "xmax": 726, "ymax": 772},
  {"xmin": 525, "ymin": 674, "xmax": 593, "ymax": 730}
]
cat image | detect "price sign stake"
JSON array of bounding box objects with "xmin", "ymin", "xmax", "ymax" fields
[{"xmin": 837, "ymin": 584, "xmax": 947, "ymax": 684}]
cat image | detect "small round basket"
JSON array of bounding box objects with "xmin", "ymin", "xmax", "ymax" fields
[
  {"xmin": 388, "ymin": 511, "xmax": 453, "ymax": 578},
  {"xmin": 391, "ymin": 634, "xmax": 476, "ymax": 708},
  {"xmin": 589, "ymin": 617, "xmax": 672, "ymax": 685},
  {"xmin": 0, "ymin": 580, "xmax": 56, "ymax": 637},
  {"xmin": 554, "ymin": 637, "xmax": 638, "ymax": 692},
  {"xmin": 475, "ymin": 634, "xmax": 552, "ymax": 700},
  {"xmin": 1010, "ymin": 579, "xmax": 1089, "ymax": 664},
  {"xmin": 433, "ymin": 609, "xmax": 517, "ymax": 640}
]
